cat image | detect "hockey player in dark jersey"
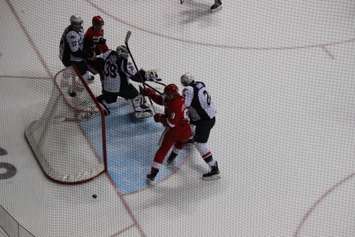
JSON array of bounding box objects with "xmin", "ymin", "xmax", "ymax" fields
[
  {"xmin": 95, "ymin": 45, "xmax": 155, "ymax": 118},
  {"xmin": 167, "ymin": 73, "xmax": 220, "ymax": 180},
  {"xmin": 59, "ymin": 15, "xmax": 93, "ymax": 82}
]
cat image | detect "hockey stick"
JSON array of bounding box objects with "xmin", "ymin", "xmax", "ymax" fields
[
  {"xmin": 124, "ymin": 31, "xmax": 160, "ymax": 113},
  {"xmin": 125, "ymin": 32, "xmax": 163, "ymax": 89},
  {"xmin": 125, "ymin": 31, "xmax": 166, "ymax": 92},
  {"xmin": 147, "ymin": 80, "xmax": 167, "ymax": 87}
]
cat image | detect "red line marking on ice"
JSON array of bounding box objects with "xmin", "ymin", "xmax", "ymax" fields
[
  {"xmin": 5, "ymin": 1, "xmax": 146, "ymax": 236},
  {"xmin": 110, "ymin": 223, "xmax": 135, "ymax": 237},
  {"xmin": 293, "ymin": 172, "xmax": 355, "ymax": 237},
  {"xmin": 85, "ymin": 0, "xmax": 355, "ymax": 51},
  {"xmin": 106, "ymin": 173, "xmax": 147, "ymax": 237}
]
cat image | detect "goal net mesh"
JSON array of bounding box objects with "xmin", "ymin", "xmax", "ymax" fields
[{"xmin": 25, "ymin": 66, "xmax": 107, "ymax": 184}]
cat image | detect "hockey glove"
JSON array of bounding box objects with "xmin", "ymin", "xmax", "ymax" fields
[
  {"xmin": 145, "ymin": 70, "xmax": 162, "ymax": 82},
  {"xmin": 142, "ymin": 87, "xmax": 156, "ymax": 98},
  {"xmin": 154, "ymin": 113, "xmax": 166, "ymax": 123},
  {"xmin": 98, "ymin": 38, "xmax": 106, "ymax": 44}
]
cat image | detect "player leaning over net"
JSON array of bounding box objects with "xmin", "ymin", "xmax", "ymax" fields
[
  {"xmin": 84, "ymin": 16, "xmax": 109, "ymax": 57},
  {"xmin": 95, "ymin": 45, "xmax": 157, "ymax": 118},
  {"xmin": 59, "ymin": 15, "xmax": 94, "ymax": 83},
  {"xmin": 84, "ymin": 16, "xmax": 109, "ymax": 79},
  {"xmin": 167, "ymin": 73, "xmax": 220, "ymax": 180},
  {"xmin": 142, "ymin": 84, "xmax": 192, "ymax": 184}
]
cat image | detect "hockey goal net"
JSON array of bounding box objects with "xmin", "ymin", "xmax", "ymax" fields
[{"xmin": 25, "ymin": 66, "xmax": 107, "ymax": 184}]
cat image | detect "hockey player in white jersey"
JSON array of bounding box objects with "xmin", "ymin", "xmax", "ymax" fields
[
  {"xmin": 59, "ymin": 15, "xmax": 93, "ymax": 82},
  {"xmin": 167, "ymin": 73, "xmax": 220, "ymax": 179},
  {"xmin": 95, "ymin": 45, "xmax": 154, "ymax": 118}
]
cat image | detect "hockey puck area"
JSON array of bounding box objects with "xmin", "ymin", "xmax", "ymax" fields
[{"xmin": 0, "ymin": 162, "xmax": 17, "ymax": 180}]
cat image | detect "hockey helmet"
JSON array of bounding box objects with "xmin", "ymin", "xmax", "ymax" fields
[
  {"xmin": 116, "ymin": 45, "xmax": 129, "ymax": 59},
  {"xmin": 70, "ymin": 15, "xmax": 83, "ymax": 28},
  {"xmin": 180, "ymin": 73, "xmax": 194, "ymax": 86},
  {"xmin": 164, "ymin": 84, "xmax": 179, "ymax": 100},
  {"xmin": 92, "ymin": 16, "xmax": 104, "ymax": 27}
]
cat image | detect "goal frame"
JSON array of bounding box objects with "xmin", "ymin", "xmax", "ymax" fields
[{"xmin": 25, "ymin": 65, "xmax": 108, "ymax": 184}]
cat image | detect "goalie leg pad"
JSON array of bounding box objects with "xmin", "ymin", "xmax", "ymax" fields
[{"xmin": 131, "ymin": 95, "xmax": 153, "ymax": 118}]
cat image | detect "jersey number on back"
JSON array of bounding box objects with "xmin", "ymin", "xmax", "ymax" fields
[{"xmin": 104, "ymin": 60, "xmax": 117, "ymax": 78}]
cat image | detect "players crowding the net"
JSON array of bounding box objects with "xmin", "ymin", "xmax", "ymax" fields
[{"xmin": 59, "ymin": 13, "xmax": 220, "ymax": 184}]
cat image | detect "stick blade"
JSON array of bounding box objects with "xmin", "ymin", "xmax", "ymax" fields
[{"xmin": 125, "ymin": 31, "xmax": 132, "ymax": 44}]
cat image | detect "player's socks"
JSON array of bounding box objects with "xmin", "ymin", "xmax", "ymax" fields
[{"xmin": 166, "ymin": 152, "xmax": 178, "ymax": 165}]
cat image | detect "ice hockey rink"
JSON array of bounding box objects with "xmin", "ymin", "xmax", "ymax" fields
[{"xmin": 1, "ymin": 0, "xmax": 355, "ymax": 236}]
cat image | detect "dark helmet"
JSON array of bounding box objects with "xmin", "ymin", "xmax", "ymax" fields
[
  {"xmin": 92, "ymin": 16, "xmax": 104, "ymax": 27},
  {"xmin": 164, "ymin": 84, "xmax": 179, "ymax": 100}
]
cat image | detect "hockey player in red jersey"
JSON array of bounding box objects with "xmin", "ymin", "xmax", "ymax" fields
[
  {"xmin": 143, "ymin": 84, "xmax": 192, "ymax": 184},
  {"xmin": 84, "ymin": 16, "xmax": 109, "ymax": 78},
  {"xmin": 84, "ymin": 16, "xmax": 108, "ymax": 57}
]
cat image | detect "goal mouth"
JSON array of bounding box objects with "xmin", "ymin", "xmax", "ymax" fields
[{"xmin": 25, "ymin": 66, "xmax": 107, "ymax": 184}]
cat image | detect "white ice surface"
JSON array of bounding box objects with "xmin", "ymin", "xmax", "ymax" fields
[{"xmin": 1, "ymin": 0, "xmax": 355, "ymax": 236}]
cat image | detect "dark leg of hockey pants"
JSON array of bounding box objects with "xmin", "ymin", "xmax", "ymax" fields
[{"xmin": 118, "ymin": 83, "xmax": 139, "ymax": 100}]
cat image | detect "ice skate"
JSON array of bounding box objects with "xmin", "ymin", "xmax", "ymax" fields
[
  {"xmin": 210, "ymin": 0, "xmax": 222, "ymax": 12},
  {"xmin": 146, "ymin": 173, "xmax": 157, "ymax": 185},
  {"xmin": 202, "ymin": 162, "xmax": 220, "ymax": 180}
]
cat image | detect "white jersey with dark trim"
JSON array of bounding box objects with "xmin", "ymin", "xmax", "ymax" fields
[
  {"xmin": 59, "ymin": 26, "xmax": 85, "ymax": 63},
  {"xmin": 183, "ymin": 81, "xmax": 216, "ymax": 122},
  {"xmin": 99, "ymin": 50, "xmax": 136, "ymax": 93}
]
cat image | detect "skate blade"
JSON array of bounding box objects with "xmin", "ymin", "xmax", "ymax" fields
[
  {"xmin": 146, "ymin": 178, "xmax": 157, "ymax": 186},
  {"xmin": 202, "ymin": 174, "xmax": 221, "ymax": 181},
  {"xmin": 166, "ymin": 161, "xmax": 175, "ymax": 168},
  {"xmin": 211, "ymin": 5, "xmax": 222, "ymax": 12}
]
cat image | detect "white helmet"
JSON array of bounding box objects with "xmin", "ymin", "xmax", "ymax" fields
[
  {"xmin": 116, "ymin": 45, "xmax": 129, "ymax": 59},
  {"xmin": 70, "ymin": 15, "xmax": 83, "ymax": 30},
  {"xmin": 180, "ymin": 73, "xmax": 194, "ymax": 86},
  {"xmin": 70, "ymin": 15, "xmax": 83, "ymax": 25}
]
